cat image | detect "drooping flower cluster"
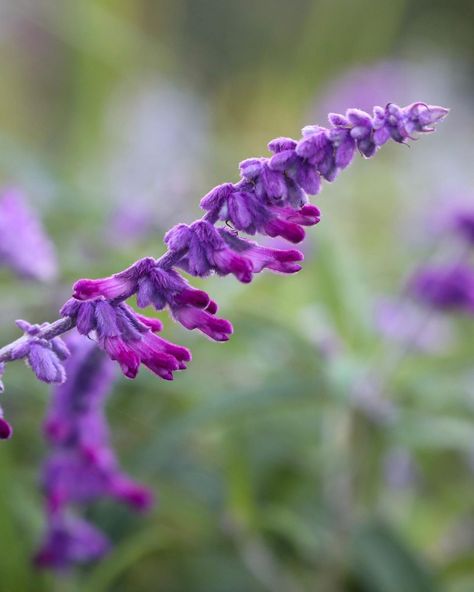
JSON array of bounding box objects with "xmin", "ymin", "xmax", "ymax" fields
[
  {"xmin": 35, "ymin": 336, "xmax": 152, "ymax": 569},
  {"xmin": 0, "ymin": 102, "xmax": 448, "ymax": 421},
  {"xmin": 53, "ymin": 103, "xmax": 448, "ymax": 382},
  {"xmin": 0, "ymin": 188, "xmax": 57, "ymax": 281},
  {"xmin": 60, "ymin": 297, "xmax": 193, "ymax": 379}
]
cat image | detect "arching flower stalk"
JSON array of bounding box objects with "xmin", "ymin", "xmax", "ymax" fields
[{"xmin": 0, "ymin": 102, "xmax": 448, "ymax": 435}]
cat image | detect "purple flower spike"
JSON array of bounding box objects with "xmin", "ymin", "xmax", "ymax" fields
[
  {"xmin": 0, "ymin": 98, "xmax": 447, "ymax": 566},
  {"xmin": 58, "ymin": 101, "xmax": 446, "ymax": 390},
  {"xmin": 35, "ymin": 514, "xmax": 110, "ymax": 569},
  {"xmin": 37, "ymin": 336, "xmax": 153, "ymax": 569},
  {"xmin": 0, "ymin": 188, "xmax": 57, "ymax": 281},
  {"xmin": 410, "ymin": 265, "xmax": 474, "ymax": 312}
]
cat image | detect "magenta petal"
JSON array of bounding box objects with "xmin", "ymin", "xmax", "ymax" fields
[
  {"xmin": 213, "ymin": 250, "xmax": 253, "ymax": 283},
  {"xmin": 264, "ymin": 219, "xmax": 306, "ymax": 244},
  {"xmin": 103, "ymin": 338, "xmax": 140, "ymax": 378},
  {"xmin": 134, "ymin": 314, "xmax": 163, "ymax": 333},
  {"xmin": 109, "ymin": 478, "xmax": 154, "ymax": 511},
  {"xmin": 174, "ymin": 307, "xmax": 233, "ymax": 341},
  {"xmin": 174, "ymin": 287, "xmax": 210, "ymax": 309},
  {"xmin": 0, "ymin": 417, "xmax": 12, "ymax": 439}
]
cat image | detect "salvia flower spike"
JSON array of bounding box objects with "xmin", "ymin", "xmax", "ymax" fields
[
  {"xmin": 36, "ymin": 336, "xmax": 152, "ymax": 568},
  {"xmin": 0, "ymin": 102, "xmax": 448, "ymax": 435}
]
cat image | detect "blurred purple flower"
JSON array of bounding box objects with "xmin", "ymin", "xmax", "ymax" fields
[
  {"xmin": 36, "ymin": 336, "xmax": 152, "ymax": 569},
  {"xmin": 452, "ymin": 207, "xmax": 474, "ymax": 245},
  {"xmin": 0, "ymin": 188, "xmax": 57, "ymax": 281},
  {"xmin": 410, "ymin": 265, "xmax": 474, "ymax": 312},
  {"xmin": 34, "ymin": 514, "xmax": 110, "ymax": 570}
]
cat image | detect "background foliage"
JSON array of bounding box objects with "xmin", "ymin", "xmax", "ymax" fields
[{"xmin": 1, "ymin": 1, "xmax": 474, "ymax": 590}]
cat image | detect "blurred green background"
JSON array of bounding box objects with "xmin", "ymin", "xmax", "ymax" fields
[{"xmin": 1, "ymin": 0, "xmax": 474, "ymax": 590}]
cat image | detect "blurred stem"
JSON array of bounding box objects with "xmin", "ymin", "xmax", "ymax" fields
[
  {"xmin": 319, "ymin": 404, "xmax": 354, "ymax": 589},
  {"xmin": 224, "ymin": 438, "xmax": 302, "ymax": 592},
  {"xmin": 53, "ymin": 574, "xmax": 80, "ymax": 592}
]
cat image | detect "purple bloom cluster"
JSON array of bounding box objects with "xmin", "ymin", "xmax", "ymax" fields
[
  {"xmin": 35, "ymin": 337, "xmax": 152, "ymax": 569},
  {"xmin": 60, "ymin": 297, "xmax": 193, "ymax": 379},
  {"xmin": 0, "ymin": 188, "xmax": 57, "ymax": 281},
  {"xmin": 56, "ymin": 103, "xmax": 447, "ymax": 381}
]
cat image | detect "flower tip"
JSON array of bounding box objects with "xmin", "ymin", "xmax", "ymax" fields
[
  {"xmin": 205, "ymin": 300, "xmax": 218, "ymax": 314},
  {"xmin": 122, "ymin": 487, "xmax": 154, "ymax": 511},
  {"xmin": 427, "ymin": 105, "xmax": 450, "ymax": 121},
  {"xmin": 72, "ymin": 279, "xmax": 99, "ymax": 300},
  {"xmin": 0, "ymin": 418, "xmax": 13, "ymax": 440}
]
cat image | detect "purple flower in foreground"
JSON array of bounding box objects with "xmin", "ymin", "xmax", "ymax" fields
[
  {"xmin": 0, "ymin": 188, "xmax": 57, "ymax": 281},
  {"xmin": 35, "ymin": 514, "xmax": 110, "ymax": 569},
  {"xmin": 67, "ymin": 102, "xmax": 447, "ymax": 377},
  {"xmin": 0, "ymin": 102, "xmax": 448, "ymax": 423},
  {"xmin": 410, "ymin": 265, "xmax": 474, "ymax": 312}
]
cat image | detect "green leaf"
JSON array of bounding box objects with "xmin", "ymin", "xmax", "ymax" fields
[{"xmin": 351, "ymin": 520, "xmax": 438, "ymax": 592}]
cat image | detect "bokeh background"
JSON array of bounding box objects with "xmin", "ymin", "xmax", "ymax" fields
[{"xmin": 1, "ymin": 0, "xmax": 474, "ymax": 590}]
